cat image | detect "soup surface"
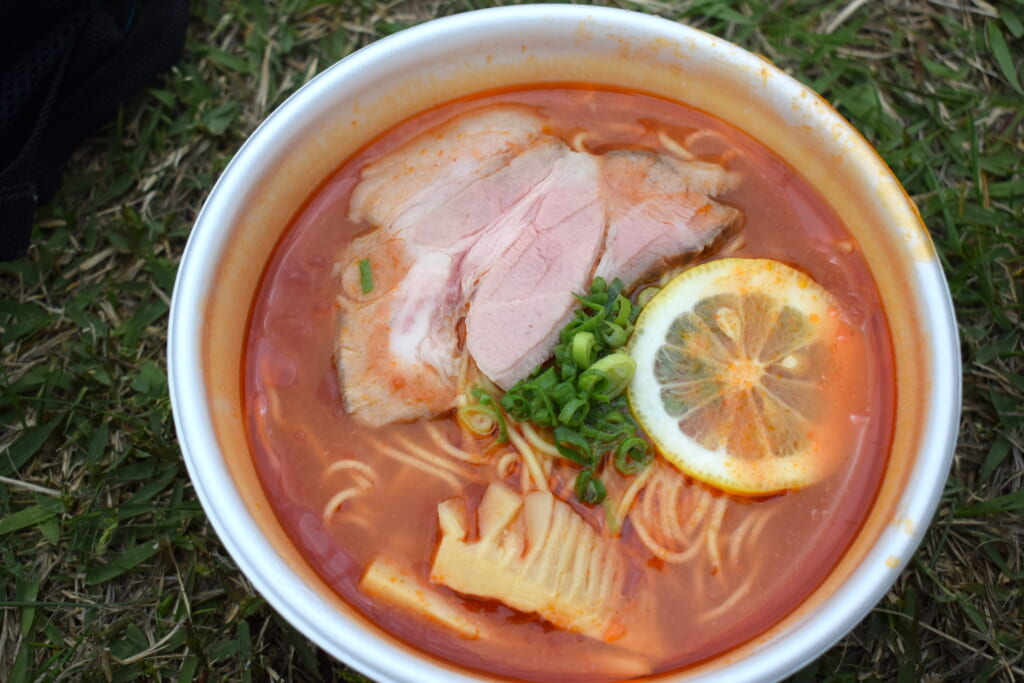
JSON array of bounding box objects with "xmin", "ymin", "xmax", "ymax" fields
[{"xmin": 244, "ymin": 86, "xmax": 894, "ymax": 681}]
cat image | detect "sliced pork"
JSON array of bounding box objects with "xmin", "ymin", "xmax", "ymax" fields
[
  {"xmin": 465, "ymin": 151, "xmax": 604, "ymax": 389},
  {"xmin": 595, "ymin": 150, "xmax": 741, "ymax": 286},
  {"xmin": 338, "ymin": 107, "xmax": 558, "ymax": 425},
  {"xmin": 337, "ymin": 105, "xmax": 741, "ymax": 426}
]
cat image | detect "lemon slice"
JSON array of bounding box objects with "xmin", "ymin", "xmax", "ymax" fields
[{"xmin": 627, "ymin": 258, "xmax": 840, "ymax": 495}]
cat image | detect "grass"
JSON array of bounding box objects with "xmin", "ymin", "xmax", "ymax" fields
[{"xmin": 0, "ymin": 0, "xmax": 1021, "ymax": 681}]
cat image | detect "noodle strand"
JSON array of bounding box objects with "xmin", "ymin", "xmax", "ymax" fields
[
  {"xmin": 323, "ymin": 488, "xmax": 363, "ymax": 518},
  {"xmin": 520, "ymin": 422, "xmax": 560, "ymax": 459},
  {"xmin": 394, "ymin": 437, "xmax": 474, "ymax": 478},
  {"xmin": 325, "ymin": 458, "xmax": 378, "ymax": 483},
  {"xmin": 506, "ymin": 425, "xmax": 550, "ymax": 492},
  {"xmin": 371, "ymin": 441, "xmax": 463, "ymax": 489},
  {"xmin": 426, "ymin": 423, "xmax": 491, "ymax": 465},
  {"xmin": 611, "ymin": 465, "xmax": 655, "ymax": 533},
  {"xmin": 658, "ymin": 130, "xmax": 697, "ymax": 161},
  {"xmin": 705, "ymin": 497, "xmax": 727, "ymax": 571}
]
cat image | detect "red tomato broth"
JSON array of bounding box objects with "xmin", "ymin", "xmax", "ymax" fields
[{"xmin": 243, "ymin": 86, "xmax": 894, "ymax": 681}]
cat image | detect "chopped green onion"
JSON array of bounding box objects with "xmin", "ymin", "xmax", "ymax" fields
[
  {"xmin": 613, "ymin": 437, "xmax": 653, "ymax": 475},
  {"xmin": 577, "ymin": 352, "xmax": 635, "ymax": 401},
  {"xmin": 550, "ymin": 379, "xmax": 577, "ymax": 407},
  {"xmin": 554, "ymin": 426, "xmax": 594, "ymax": 466},
  {"xmin": 600, "ymin": 321, "xmax": 629, "ymax": 349},
  {"xmin": 457, "ymin": 403, "xmax": 498, "ymax": 437},
  {"xmin": 501, "ymin": 382, "xmax": 556, "ymax": 427},
  {"xmin": 603, "ymin": 409, "xmax": 626, "ymax": 426},
  {"xmin": 636, "ymin": 286, "xmax": 661, "ymax": 308},
  {"xmin": 464, "ymin": 389, "xmax": 507, "ymax": 444},
  {"xmin": 571, "ymin": 331, "xmax": 597, "ymax": 368},
  {"xmin": 534, "ymin": 367, "xmax": 559, "ymax": 390},
  {"xmin": 575, "ymin": 468, "xmax": 607, "ymax": 504},
  {"xmin": 612, "ymin": 295, "xmax": 632, "ymax": 327},
  {"xmin": 358, "ymin": 258, "xmax": 373, "ymax": 294},
  {"xmin": 580, "ymin": 422, "xmax": 622, "ymax": 443},
  {"xmin": 557, "ymin": 396, "xmax": 589, "ymax": 426},
  {"xmin": 577, "ymin": 369, "xmax": 609, "ymax": 397}
]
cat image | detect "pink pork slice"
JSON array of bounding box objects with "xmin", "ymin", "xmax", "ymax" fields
[
  {"xmin": 350, "ymin": 105, "xmax": 547, "ymax": 240},
  {"xmin": 594, "ymin": 150, "xmax": 741, "ymax": 286},
  {"xmin": 338, "ymin": 106, "xmax": 553, "ymax": 426},
  {"xmin": 465, "ymin": 150, "xmax": 605, "ymax": 390}
]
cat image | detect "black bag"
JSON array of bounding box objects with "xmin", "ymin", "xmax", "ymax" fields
[{"xmin": 0, "ymin": 0, "xmax": 189, "ymax": 261}]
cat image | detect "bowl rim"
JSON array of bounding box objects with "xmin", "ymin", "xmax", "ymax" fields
[{"xmin": 168, "ymin": 5, "xmax": 962, "ymax": 682}]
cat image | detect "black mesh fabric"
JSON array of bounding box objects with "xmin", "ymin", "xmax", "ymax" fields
[{"xmin": 0, "ymin": 0, "xmax": 189, "ymax": 260}]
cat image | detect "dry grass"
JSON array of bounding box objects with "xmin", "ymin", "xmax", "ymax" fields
[{"xmin": 1, "ymin": 1, "xmax": 1021, "ymax": 681}]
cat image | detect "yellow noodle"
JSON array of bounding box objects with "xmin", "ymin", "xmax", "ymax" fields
[
  {"xmin": 683, "ymin": 486, "xmax": 712, "ymax": 537},
  {"xmin": 425, "ymin": 423, "xmax": 491, "ymax": 465},
  {"xmin": 472, "ymin": 371, "xmax": 503, "ymax": 397},
  {"xmin": 637, "ymin": 477, "xmax": 657, "ymax": 532},
  {"xmin": 520, "ymin": 422, "xmax": 560, "ymax": 459},
  {"xmin": 721, "ymin": 234, "xmax": 747, "ymax": 256},
  {"xmin": 394, "ymin": 436, "xmax": 474, "ymax": 479},
  {"xmin": 372, "ymin": 441, "xmax": 462, "ymax": 489},
  {"xmin": 658, "ymin": 130, "xmax": 696, "ymax": 161},
  {"xmin": 323, "ymin": 462, "xmax": 376, "ymax": 493},
  {"xmin": 630, "ymin": 469, "xmax": 712, "ymax": 564},
  {"xmin": 570, "ymin": 131, "xmax": 589, "ymax": 153},
  {"xmin": 640, "ymin": 476, "xmax": 670, "ymax": 547},
  {"xmin": 727, "ymin": 510, "xmax": 758, "ymax": 564},
  {"xmin": 506, "ymin": 425, "xmax": 549, "ymax": 492},
  {"xmin": 631, "ymin": 513, "xmax": 701, "ymax": 564},
  {"xmin": 729, "ymin": 505, "xmax": 777, "ymax": 565},
  {"xmin": 495, "ymin": 451, "xmax": 519, "ymax": 480},
  {"xmin": 645, "ymin": 472, "xmax": 677, "ymax": 546},
  {"xmin": 611, "ymin": 465, "xmax": 656, "ymax": 532},
  {"xmin": 325, "ymin": 458, "xmax": 377, "ymax": 484},
  {"xmin": 322, "ymin": 487, "xmax": 363, "ymax": 518},
  {"xmin": 633, "ymin": 480, "xmax": 671, "ymax": 555},
  {"xmin": 662, "ymin": 476, "xmax": 689, "ymax": 543},
  {"xmin": 661, "ymin": 482, "xmax": 682, "ymax": 546},
  {"xmin": 750, "ymin": 506, "xmax": 775, "ymax": 540},
  {"xmin": 701, "ymin": 572, "xmax": 757, "ymax": 623},
  {"xmin": 705, "ymin": 497, "xmax": 728, "ymax": 571},
  {"xmin": 684, "ymin": 128, "xmax": 731, "ymax": 151}
]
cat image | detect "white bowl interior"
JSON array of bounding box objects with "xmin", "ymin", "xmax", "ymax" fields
[{"xmin": 169, "ymin": 6, "xmax": 960, "ymax": 682}]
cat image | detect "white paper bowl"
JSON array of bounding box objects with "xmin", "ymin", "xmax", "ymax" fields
[{"xmin": 168, "ymin": 6, "xmax": 960, "ymax": 682}]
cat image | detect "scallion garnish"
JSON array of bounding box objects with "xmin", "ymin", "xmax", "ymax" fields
[
  {"xmin": 575, "ymin": 468, "xmax": 607, "ymax": 505},
  {"xmin": 358, "ymin": 258, "xmax": 373, "ymax": 294},
  {"xmin": 553, "ymin": 426, "xmax": 593, "ymax": 465},
  {"xmin": 577, "ymin": 352, "xmax": 636, "ymax": 401},
  {"xmin": 571, "ymin": 331, "xmax": 597, "ymax": 368},
  {"xmin": 458, "ymin": 387, "xmax": 508, "ymax": 443},
  {"xmin": 614, "ymin": 437, "xmax": 653, "ymax": 475}
]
